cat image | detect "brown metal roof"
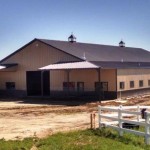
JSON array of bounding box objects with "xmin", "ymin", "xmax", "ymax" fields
[
  {"xmin": 39, "ymin": 61, "xmax": 150, "ymax": 70},
  {"xmin": 38, "ymin": 39, "xmax": 150, "ymax": 62},
  {"xmin": 90, "ymin": 61, "xmax": 150, "ymax": 69},
  {"xmin": 1, "ymin": 38, "xmax": 150, "ymax": 64}
]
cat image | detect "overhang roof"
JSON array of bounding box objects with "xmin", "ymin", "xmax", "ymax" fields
[
  {"xmin": 39, "ymin": 61, "xmax": 150, "ymax": 70},
  {"xmin": 39, "ymin": 61, "xmax": 98, "ymax": 70}
]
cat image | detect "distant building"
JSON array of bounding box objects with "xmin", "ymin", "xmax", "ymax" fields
[{"xmin": 0, "ymin": 35, "xmax": 150, "ymax": 99}]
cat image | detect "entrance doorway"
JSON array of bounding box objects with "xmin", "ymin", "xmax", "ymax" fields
[{"xmin": 26, "ymin": 71, "xmax": 50, "ymax": 96}]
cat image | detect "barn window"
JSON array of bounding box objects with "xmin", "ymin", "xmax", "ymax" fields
[
  {"xmin": 95, "ymin": 82, "xmax": 108, "ymax": 91},
  {"xmin": 120, "ymin": 82, "xmax": 125, "ymax": 89},
  {"xmin": 63, "ymin": 82, "xmax": 75, "ymax": 91},
  {"xmin": 77, "ymin": 82, "xmax": 84, "ymax": 92},
  {"xmin": 139, "ymin": 80, "xmax": 143, "ymax": 87},
  {"xmin": 6, "ymin": 82, "xmax": 15, "ymax": 90},
  {"xmin": 130, "ymin": 81, "xmax": 134, "ymax": 88}
]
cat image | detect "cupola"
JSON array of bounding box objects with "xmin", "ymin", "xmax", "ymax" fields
[
  {"xmin": 119, "ymin": 40, "xmax": 125, "ymax": 47},
  {"xmin": 68, "ymin": 33, "xmax": 76, "ymax": 43}
]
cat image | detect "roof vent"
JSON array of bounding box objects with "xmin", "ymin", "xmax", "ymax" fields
[
  {"xmin": 68, "ymin": 33, "xmax": 76, "ymax": 43},
  {"xmin": 82, "ymin": 52, "xmax": 86, "ymax": 60},
  {"xmin": 119, "ymin": 40, "xmax": 125, "ymax": 47}
]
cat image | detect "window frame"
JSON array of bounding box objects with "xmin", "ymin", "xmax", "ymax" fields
[
  {"xmin": 77, "ymin": 82, "xmax": 84, "ymax": 92},
  {"xmin": 63, "ymin": 82, "xmax": 75, "ymax": 91},
  {"xmin": 95, "ymin": 82, "xmax": 108, "ymax": 92},
  {"xmin": 130, "ymin": 81, "xmax": 134, "ymax": 88},
  {"xmin": 6, "ymin": 82, "xmax": 15, "ymax": 90},
  {"xmin": 139, "ymin": 80, "xmax": 143, "ymax": 87},
  {"xmin": 148, "ymin": 80, "xmax": 150, "ymax": 87},
  {"xmin": 119, "ymin": 82, "xmax": 125, "ymax": 90}
]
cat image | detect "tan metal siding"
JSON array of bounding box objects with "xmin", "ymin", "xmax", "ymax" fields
[
  {"xmin": 101, "ymin": 69, "xmax": 116, "ymax": 91},
  {"xmin": 0, "ymin": 41, "xmax": 80, "ymax": 90},
  {"xmin": 50, "ymin": 69, "xmax": 98, "ymax": 91},
  {"xmin": 50, "ymin": 70, "xmax": 66, "ymax": 91},
  {"xmin": 117, "ymin": 69, "xmax": 150, "ymax": 91},
  {"xmin": 49, "ymin": 69, "xmax": 116, "ymax": 92},
  {"xmin": 70, "ymin": 69, "xmax": 98, "ymax": 91}
]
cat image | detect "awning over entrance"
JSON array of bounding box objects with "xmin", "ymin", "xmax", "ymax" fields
[
  {"xmin": 39, "ymin": 61, "xmax": 99, "ymax": 70},
  {"xmin": 39, "ymin": 61, "xmax": 150, "ymax": 70}
]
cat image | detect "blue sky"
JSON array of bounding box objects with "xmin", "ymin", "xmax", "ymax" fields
[{"xmin": 0, "ymin": 0, "xmax": 150, "ymax": 60}]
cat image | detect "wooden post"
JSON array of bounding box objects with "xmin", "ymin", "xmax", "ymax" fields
[
  {"xmin": 145, "ymin": 112, "xmax": 150, "ymax": 145},
  {"xmin": 98, "ymin": 106, "xmax": 101, "ymax": 129},
  {"xmin": 90, "ymin": 113, "xmax": 93, "ymax": 129},
  {"xmin": 90, "ymin": 113, "xmax": 96, "ymax": 129},
  {"xmin": 93, "ymin": 113, "xmax": 96, "ymax": 129},
  {"xmin": 118, "ymin": 105, "xmax": 123, "ymax": 136}
]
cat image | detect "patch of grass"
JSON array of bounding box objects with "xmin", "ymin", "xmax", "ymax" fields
[
  {"xmin": 93, "ymin": 127, "xmax": 148, "ymax": 149},
  {"xmin": 0, "ymin": 138, "xmax": 33, "ymax": 150},
  {"xmin": 35, "ymin": 129, "xmax": 147, "ymax": 150},
  {"xmin": 0, "ymin": 128, "xmax": 150, "ymax": 150}
]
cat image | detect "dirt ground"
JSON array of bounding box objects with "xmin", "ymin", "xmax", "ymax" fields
[{"xmin": 0, "ymin": 95, "xmax": 150, "ymax": 140}]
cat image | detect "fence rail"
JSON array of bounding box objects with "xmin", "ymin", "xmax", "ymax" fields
[{"xmin": 98, "ymin": 105, "xmax": 150, "ymax": 145}]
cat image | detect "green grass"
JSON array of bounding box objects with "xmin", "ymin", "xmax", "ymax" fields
[
  {"xmin": 0, "ymin": 138, "xmax": 33, "ymax": 150},
  {"xmin": 0, "ymin": 128, "xmax": 150, "ymax": 150}
]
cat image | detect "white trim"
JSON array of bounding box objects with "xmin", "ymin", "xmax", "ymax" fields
[
  {"xmin": 39, "ymin": 61, "xmax": 99, "ymax": 70},
  {"xmin": 0, "ymin": 66, "xmax": 6, "ymax": 70}
]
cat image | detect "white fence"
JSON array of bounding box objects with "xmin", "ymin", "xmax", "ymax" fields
[{"xmin": 98, "ymin": 105, "xmax": 150, "ymax": 145}]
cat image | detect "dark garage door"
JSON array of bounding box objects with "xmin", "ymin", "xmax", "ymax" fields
[
  {"xmin": 42, "ymin": 71, "xmax": 50, "ymax": 96},
  {"xmin": 26, "ymin": 71, "xmax": 50, "ymax": 96}
]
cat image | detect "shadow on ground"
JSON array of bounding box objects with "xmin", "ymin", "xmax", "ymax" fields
[{"xmin": 0, "ymin": 96, "xmax": 105, "ymax": 106}]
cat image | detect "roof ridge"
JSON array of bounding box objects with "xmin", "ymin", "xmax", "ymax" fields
[{"xmin": 38, "ymin": 38, "xmax": 144, "ymax": 50}]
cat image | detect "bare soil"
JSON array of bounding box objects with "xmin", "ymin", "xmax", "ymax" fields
[{"xmin": 0, "ymin": 95, "xmax": 150, "ymax": 140}]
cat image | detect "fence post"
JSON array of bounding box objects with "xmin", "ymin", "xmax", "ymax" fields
[
  {"xmin": 93, "ymin": 113, "xmax": 96, "ymax": 129},
  {"xmin": 118, "ymin": 105, "xmax": 123, "ymax": 136},
  {"xmin": 90, "ymin": 113, "xmax": 93, "ymax": 129},
  {"xmin": 145, "ymin": 112, "xmax": 150, "ymax": 145},
  {"xmin": 137, "ymin": 105, "xmax": 140, "ymax": 122},
  {"xmin": 98, "ymin": 105, "xmax": 101, "ymax": 129}
]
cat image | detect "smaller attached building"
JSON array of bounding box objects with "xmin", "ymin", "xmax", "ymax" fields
[
  {"xmin": 0, "ymin": 36, "xmax": 150, "ymax": 99},
  {"xmin": 39, "ymin": 61, "xmax": 150, "ymax": 99},
  {"xmin": 39, "ymin": 61, "xmax": 117, "ymax": 99}
]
